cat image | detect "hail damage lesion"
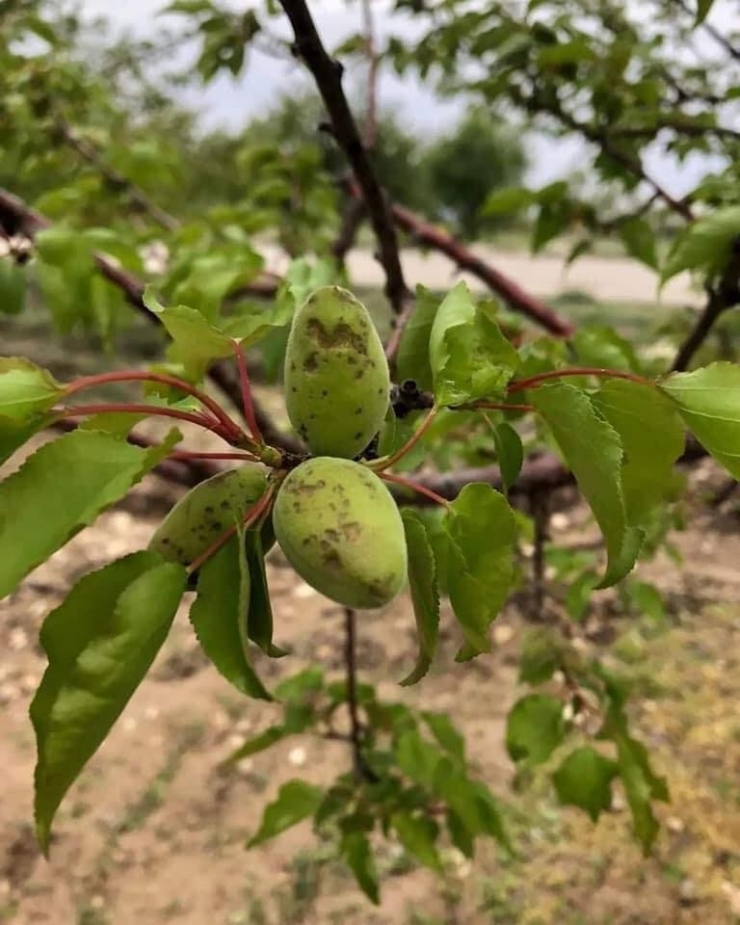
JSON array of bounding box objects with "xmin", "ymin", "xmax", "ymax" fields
[{"xmin": 306, "ymin": 316, "xmax": 368, "ymax": 355}]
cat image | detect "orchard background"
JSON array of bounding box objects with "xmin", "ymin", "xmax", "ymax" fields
[{"xmin": 3, "ymin": 1, "xmax": 740, "ymax": 923}]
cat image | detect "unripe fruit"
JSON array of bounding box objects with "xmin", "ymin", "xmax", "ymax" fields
[
  {"xmin": 150, "ymin": 463, "xmax": 273, "ymax": 566},
  {"xmin": 273, "ymin": 457, "xmax": 407, "ymax": 609},
  {"xmin": 284, "ymin": 286, "xmax": 390, "ymax": 458}
]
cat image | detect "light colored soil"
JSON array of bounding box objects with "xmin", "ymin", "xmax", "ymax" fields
[{"xmin": 2, "ymin": 459, "xmax": 740, "ymax": 925}]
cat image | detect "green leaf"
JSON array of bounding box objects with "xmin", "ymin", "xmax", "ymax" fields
[
  {"xmin": 553, "ymin": 747, "xmax": 618, "ymax": 822},
  {"xmin": 506, "ymin": 694, "xmax": 565, "ymax": 764},
  {"xmin": 391, "ymin": 812, "xmax": 442, "ymax": 871},
  {"xmin": 531, "ymin": 382, "xmax": 640, "ymax": 587},
  {"xmin": 662, "ymin": 207, "xmax": 740, "ymax": 284},
  {"xmin": 0, "ymin": 260, "xmax": 26, "ymax": 315},
  {"xmin": 445, "ymin": 484, "xmax": 516, "ymax": 657},
  {"xmin": 429, "ymin": 282, "xmax": 519, "ymax": 406},
  {"xmin": 0, "ymin": 358, "xmax": 63, "ymax": 421},
  {"xmin": 0, "ymin": 430, "xmax": 180, "ymax": 600},
  {"xmin": 244, "ymin": 531, "xmax": 286, "ymax": 658},
  {"xmin": 279, "ymin": 257, "xmax": 338, "ymax": 314},
  {"xmin": 0, "ymin": 415, "xmax": 52, "ymax": 465},
  {"xmin": 565, "ymin": 571, "xmax": 599, "ymax": 622},
  {"xmin": 31, "ymin": 552, "xmax": 186, "ymax": 851},
  {"xmin": 482, "ymin": 186, "xmax": 534, "ymax": 218},
  {"xmin": 189, "ymin": 534, "xmax": 271, "ymax": 700},
  {"xmin": 571, "ymin": 327, "xmax": 641, "ymax": 373},
  {"xmin": 422, "ymin": 712, "xmax": 465, "ymax": 763},
  {"xmin": 340, "ymin": 830, "xmax": 379, "ymax": 905},
  {"xmin": 491, "ymin": 420, "xmax": 523, "ymax": 493},
  {"xmin": 396, "ymin": 285, "xmax": 440, "ymax": 391},
  {"xmin": 247, "ymin": 780, "xmax": 322, "ymax": 847},
  {"xmin": 660, "ymin": 362, "xmax": 740, "ymax": 478},
  {"xmin": 592, "ymin": 380, "xmax": 684, "ymax": 526},
  {"xmin": 619, "ymin": 218, "xmax": 658, "ymax": 270},
  {"xmin": 400, "ymin": 511, "xmax": 440, "ymax": 685},
  {"xmin": 613, "ymin": 726, "xmax": 669, "ymax": 852},
  {"xmin": 518, "ymin": 627, "xmax": 572, "ymax": 685},
  {"xmin": 626, "ymin": 581, "xmax": 665, "ymax": 625},
  {"xmin": 396, "ymin": 728, "xmax": 444, "ymax": 789},
  {"xmin": 696, "ymin": 0, "xmax": 715, "ymax": 25}
]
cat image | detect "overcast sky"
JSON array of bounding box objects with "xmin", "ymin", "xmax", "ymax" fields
[{"xmin": 76, "ymin": 0, "xmax": 735, "ymax": 191}]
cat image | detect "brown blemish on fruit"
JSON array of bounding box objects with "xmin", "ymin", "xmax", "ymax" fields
[
  {"xmin": 303, "ymin": 352, "xmax": 319, "ymax": 373},
  {"xmin": 306, "ymin": 317, "xmax": 367, "ymax": 354}
]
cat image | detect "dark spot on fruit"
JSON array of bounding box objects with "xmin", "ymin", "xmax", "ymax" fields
[
  {"xmin": 325, "ymin": 528, "xmax": 340, "ymax": 542},
  {"xmin": 306, "ymin": 317, "xmax": 367, "ymax": 353},
  {"xmin": 304, "ymin": 352, "xmax": 319, "ymax": 373},
  {"xmin": 321, "ymin": 389, "xmax": 328, "ymax": 397},
  {"xmin": 340, "ymin": 522, "xmax": 362, "ymax": 542},
  {"xmin": 355, "ymin": 370, "xmax": 364, "ymax": 380},
  {"xmin": 290, "ymin": 362, "xmax": 297, "ymax": 371},
  {"xmin": 354, "ymin": 431, "xmax": 363, "ymax": 440},
  {"xmin": 377, "ymin": 387, "xmax": 384, "ymax": 395},
  {"xmin": 346, "ymin": 355, "xmax": 357, "ymax": 366},
  {"xmin": 291, "ymin": 386, "xmax": 298, "ymax": 392},
  {"xmin": 220, "ymin": 500, "xmax": 231, "ymax": 510},
  {"xmin": 355, "ymin": 407, "xmax": 363, "ymax": 415},
  {"xmin": 161, "ymin": 537, "xmax": 171, "ymax": 545},
  {"xmin": 204, "ymin": 506, "xmax": 214, "ymax": 514},
  {"xmin": 322, "ymin": 548, "xmax": 342, "ymax": 570}
]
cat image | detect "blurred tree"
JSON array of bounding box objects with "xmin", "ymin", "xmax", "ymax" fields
[{"xmin": 423, "ymin": 106, "xmax": 527, "ymax": 239}]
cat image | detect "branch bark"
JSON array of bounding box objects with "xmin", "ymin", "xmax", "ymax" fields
[{"xmin": 278, "ymin": 0, "xmax": 412, "ymax": 318}]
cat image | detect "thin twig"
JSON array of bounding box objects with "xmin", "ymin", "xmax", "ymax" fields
[
  {"xmin": 278, "ymin": 0, "xmax": 412, "ymax": 317},
  {"xmin": 529, "ymin": 491, "xmax": 550, "ymax": 621},
  {"xmin": 344, "ymin": 608, "xmax": 376, "ymax": 781}
]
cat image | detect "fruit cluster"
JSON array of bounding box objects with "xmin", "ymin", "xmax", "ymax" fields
[{"xmin": 152, "ymin": 287, "xmax": 408, "ymax": 609}]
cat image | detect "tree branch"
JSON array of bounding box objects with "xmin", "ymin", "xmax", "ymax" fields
[
  {"xmin": 278, "ymin": 0, "xmax": 412, "ymax": 318},
  {"xmin": 344, "ymin": 607, "xmax": 376, "ymax": 781}
]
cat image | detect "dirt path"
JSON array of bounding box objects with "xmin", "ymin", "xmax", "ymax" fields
[{"xmin": 261, "ymin": 244, "xmax": 699, "ymax": 306}]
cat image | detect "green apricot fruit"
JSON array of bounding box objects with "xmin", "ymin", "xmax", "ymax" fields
[
  {"xmin": 150, "ymin": 463, "xmax": 274, "ymax": 567},
  {"xmin": 284, "ymin": 286, "xmax": 390, "ymax": 458},
  {"xmin": 273, "ymin": 457, "xmax": 407, "ymax": 609}
]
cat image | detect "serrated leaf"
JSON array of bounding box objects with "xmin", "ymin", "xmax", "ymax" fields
[
  {"xmin": 491, "ymin": 420, "xmax": 523, "ymax": 493},
  {"xmin": 31, "ymin": 552, "xmax": 186, "ymax": 851},
  {"xmin": 0, "ymin": 358, "xmax": 63, "ymax": 421},
  {"xmin": 660, "ymin": 362, "xmax": 740, "ymax": 478},
  {"xmin": 189, "ymin": 534, "xmax": 271, "ymax": 700},
  {"xmin": 400, "ymin": 511, "xmax": 440, "ymax": 685},
  {"xmin": 0, "ymin": 260, "xmax": 26, "ymax": 315},
  {"xmin": 445, "ymin": 484, "xmax": 516, "ymax": 657},
  {"xmin": 619, "ymin": 218, "xmax": 658, "ymax": 270},
  {"xmin": 429, "ymin": 282, "xmax": 519, "ymax": 406},
  {"xmin": 0, "ymin": 430, "xmax": 179, "ymax": 600},
  {"xmin": 247, "ymin": 780, "xmax": 322, "ymax": 847},
  {"xmin": 340, "ymin": 830, "xmax": 379, "ymax": 904},
  {"xmin": 662, "ymin": 207, "xmax": 740, "ymax": 284},
  {"xmin": 396, "ymin": 286, "xmax": 440, "ymax": 391},
  {"xmin": 244, "ymin": 530, "xmax": 286, "ymax": 658},
  {"xmin": 592, "ymin": 380, "xmax": 684, "ymax": 525},
  {"xmin": 391, "ymin": 812, "xmax": 442, "ymax": 871},
  {"xmin": 553, "ymin": 747, "xmax": 618, "ymax": 821},
  {"xmin": 506, "ymin": 694, "xmax": 565, "ymax": 764},
  {"xmin": 531, "ymin": 382, "xmax": 640, "ymax": 586},
  {"xmin": 0, "ymin": 415, "xmax": 52, "ymax": 465}
]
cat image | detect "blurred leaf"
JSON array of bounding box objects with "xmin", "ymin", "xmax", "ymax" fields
[
  {"xmin": 247, "ymin": 780, "xmax": 322, "ymax": 847},
  {"xmin": 553, "ymin": 747, "xmax": 618, "ymax": 821},
  {"xmin": 422, "ymin": 712, "xmax": 465, "ymax": 762},
  {"xmin": 571, "ymin": 327, "xmax": 641, "ymax": 372},
  {"xmin": 396, "ymin": 285, "xmax": 440, "ymax": 391},
  {"xmin": 340, "ymin": 830, "xmax": 379, "ymax": 905},
  {"xmin": 0, "ymin": 260, "xmax": 26, "ymax": 315},
  {"xmin": 619, "ymin": 218, "xmax": 658, "ymax": 270},
  {"xmin": 491, "ymin": 420, "xmax": 523, "ymax": 493},
  {"xmin": 506, "ymin": 694, "xmax": 565, "ymax": 764},
  {"xmin": 0, "ymin": 358, "xmax": 62, "ymax": 421},
  {"xmin": 391, "ymin": 812, "xmax": 442, "ymax": 871},
  {"xmin": 696, "ymin": 0, "xmax": 715, "ymax": 24},
  {"xmin": 244, "ymin": 530, "xmax": 286, "ymax": 658},
  {"xmin": 662, "ymin": 207, "xmax": 740, "ymax": 284}
]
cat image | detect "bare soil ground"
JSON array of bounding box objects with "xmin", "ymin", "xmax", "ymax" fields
[{"xmin": 2, "ymin": 458, "xmax": 740, "ymax": 925}]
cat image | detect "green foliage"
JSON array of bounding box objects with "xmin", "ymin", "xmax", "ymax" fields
[
  {"xmin": 400, "ymin": 511, "xmax": 440, "ymax": 685},
  {"xmin": 31, "ymin": 551, "xmax": 186, "ymax": 850},
  {"xmin": 506, "ymin": 694, "xmax": 566, "ymax": 764},
  {"xmin": 552, "ymin": 748, "xmax": 619, "ymax": 822}
]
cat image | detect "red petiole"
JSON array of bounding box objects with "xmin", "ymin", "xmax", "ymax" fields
[
  {"xmin": 380, "ymin": 471, "xmax": 449, "ymax": 507},
  {"xmin": 169, "ymin": 450, "xmax": 260, "ymax": 463},
  {"xmin": 63, "ymin": 369, "xmax": 244, "ymax": 442},
  {"xmin": 375, "ymin": 406, "xmax": 439, "ymax": 472},
  {"xmin": 187, "ymin": 484, "xmax": 276, "ymax": 576},
  {"xmin": 57, "ymin": 402, "xmax": 230, "ymax": 439},
  {"xmin": 232, "ymin": 340, "xmax": 263, "ymax": 445},
  {"xmin": 506, "ymin": 366, "xmax": 652, "ymax": 395}
]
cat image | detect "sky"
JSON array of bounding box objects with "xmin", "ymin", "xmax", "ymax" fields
[{"xmin": 76, "ymin": 0, "xmax": 735, "ymax": 192}]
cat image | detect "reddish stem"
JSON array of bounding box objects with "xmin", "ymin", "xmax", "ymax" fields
[
  {"xmin": 469, "ymin": 401, "xmax": 534, "ymax": 413},
  {"xmin": 380, "ymin": 471, "xmax": 449, "ymax": 507},
  {"xmin": 57, "ymin": 402, "xmax": 227, "ymax": 437},
  {"xmin": 187, "ymin": 485, "xmax": 275, "ymax": 575},
  {"xmin": 507, "ymin": 367, "xmax": 653, "ymax": 395},
  {"xmin": 232, "ymin": 340, "xmax": 263, "ymax": 444},
  {"xmin": 169, "ymin": 450, "xmax": 260, "ymax": 463},
  {"xmin": 63, "ymin": 370, "xmax": 243, "ymax": 441},
  {"xmin": 375, "ymin": 406, "xmax": 439, "ymax": 472}
]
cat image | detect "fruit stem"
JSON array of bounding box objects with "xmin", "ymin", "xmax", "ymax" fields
[
  {"xmin": 232, "ymin": 339, "xmax": 264, "ymax": 445},
  {"xmin": 506, "ymin": 367, "xmax": 653, "ymax": 395},
  {"xmin": 373, "ymin": 406, "xmax": 439, "ymax": 472},
  {"xmin": 63, "ymin": 369, "xmax": 244, "ymax": 442},
  {"xmin": 57, "ymin": 402, "xmax": 229, "ymax": 437},
  {"xmin": 186, "ymin": 484, "xmax": 276, "ymax": 577},
  {"xmin": 380, "ymin": 471, "xmax": 450, "ymax": 507}
]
